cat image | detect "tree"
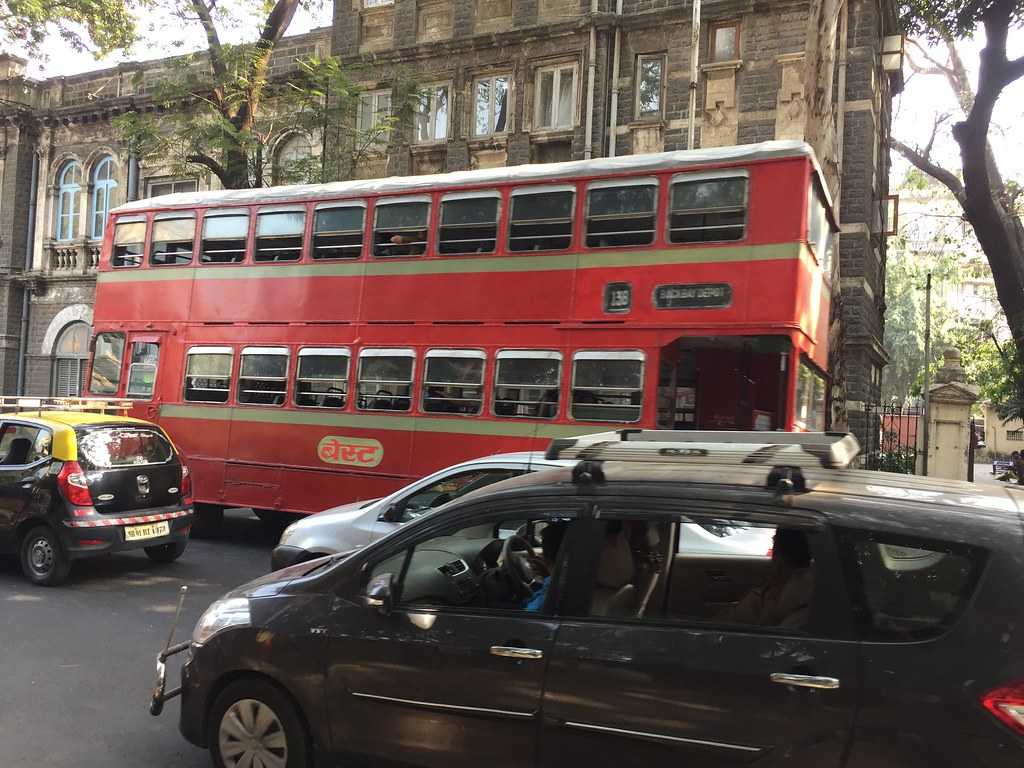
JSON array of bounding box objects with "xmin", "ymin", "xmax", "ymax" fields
[
  {"xmin": 1, "ymin": 0, "xmax": 141, "ymax": 57},
  {"xmin": 115, "ymin": 1, "xmax": 421, "ymax": 189},
  {"xmin": 893, "ymin": 0, "xmax": 1024, "ymax": 414}
]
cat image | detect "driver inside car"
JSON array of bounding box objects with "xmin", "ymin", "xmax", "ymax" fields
[{"xmin": 523, "ymin": 522, "xmax": 568, "ymax": 612}]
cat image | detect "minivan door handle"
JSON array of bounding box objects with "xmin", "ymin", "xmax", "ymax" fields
[
  {"xmin": 770, "ymin": 673, "xmax": 840, "ymax": 690},
  {"xmin": 490, "ymin": 646, "xmax": 544, "ymax": 660}
]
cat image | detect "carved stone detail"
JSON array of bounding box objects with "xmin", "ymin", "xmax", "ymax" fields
[
  {"xmin": 701, "ymin": 64, "xmax": 739, "ymax": 148},
  {"xmin": 776, "ymin": 53, "xmax": 807, "ymax": 141}
]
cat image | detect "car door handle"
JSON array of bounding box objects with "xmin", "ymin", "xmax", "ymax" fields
[
  {"xmin": 490, "ymin": 646, "xmax": 544, "ymax": 660},
  {"xmin": 770, "ymin": 673, "xmax": 840, "ymax": 690}
]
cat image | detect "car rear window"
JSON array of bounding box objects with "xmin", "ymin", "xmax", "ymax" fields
[
  {"xmin": 839, "ymin": 529, "xmax": 986, "ymax": 642},
  {"xmin": 77, "ymin": 428, "xmax": 174, "ymax": 470}
]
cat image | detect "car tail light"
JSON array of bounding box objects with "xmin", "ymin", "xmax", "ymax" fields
[
  {"xmin": 982, "ymin": 681, "xmax": 1024, "ymax": 736},
  {"xmin": 180, "ymin": 464, "xmax": 193, "ymax": 505},
  {"xmin": 57, "ymin": 461, "xmax": 93, "ymax": 507}
]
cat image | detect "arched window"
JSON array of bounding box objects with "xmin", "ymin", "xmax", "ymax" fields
[
  {"xmin": 52, "ymin": 322, "xmax": 91, "ymax": 396},
  {"xmin": 273, "ymin": 134, "xmax": 313, "ymax": 184},
  {"xmin": 55, "ymin": 161, "xmax": 83, "ymax": 242},
  {"xmin": 90, "ymin": 156, "xmax": 118, "ymax": 240}
]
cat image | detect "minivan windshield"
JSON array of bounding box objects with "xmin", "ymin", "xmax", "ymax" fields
[{"xmin": 78, "ymin": 428, "xmax": 173, "ymax": 470}]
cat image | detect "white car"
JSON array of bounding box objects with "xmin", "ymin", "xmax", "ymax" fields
[
  {"xmin": 270, "ymin": 452, "xmax": 574, "ymax": 570},
  {"xmin": 271, "ymin": 451, "xmax": 775, "ymax": 570}
]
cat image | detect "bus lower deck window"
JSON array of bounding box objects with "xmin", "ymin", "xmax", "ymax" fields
[
  {"xmin": 494, "ymin": 351, "xmax": 561, "ymax": 418},
  {"xmin": 89, "ymin": 332, "xmax": 126, "ymax": 395},
  {"xmin": 201, "ymin": 213, "xmax": 249, "ymax": 264},
  {"xmin": 314, "ymin": 205, "xmax": 364, "ymax": 259},
  {"xmin": 113, "ymin": 219, "xmax": 146, "ymax": 268},
  {"xmin": 296, "ymin": 348, "xmax": 349, "ymax": 408},
  {"xmin": 509, "ymin": 188, "xmax": 573, "ymax": 252},
  {"xmin": 374, "ymin": 200, "xmax": 429, "ymax": 257},
  {"xmin": 239, "ymin": 348, "xmax": 289, "ymax": 405},
  {"xmin": 150, "ymin": 215, "xmax": 196, "ymax": 266},
  {"xmin": 357, "ymin": 351, "xmax": 414, "ymax": 411},
  {"xmin": 255, "ymin": 210, "xmax": 305, "ymax": 262},
  {"xmin": 126, "ymin": 341, "xmax": 160, "ymax": 399},
  {"xmin": 184, "ymin": 348, "xmax": 233, "ymax": 403},
  {"xmin": 423, "ymin": 351, "xmax": 485, "ymax": 415},
  {"xmin": 586, "ymin": 182, "xmax": 657, "ymax": 248},
  {"xmin": 439, "ymin": 196, "xmax": 499, "ymax": 255},
  {"xmin": 669, "ymin": 176, "xmax": 747, "ymax": 243},
  {"xmin": 571, "ymin": 352, "xmax": 644, "ymax": 422}
]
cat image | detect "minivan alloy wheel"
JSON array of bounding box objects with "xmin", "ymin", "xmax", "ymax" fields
[{"xmin": 218, "ymin": 698, "xmax": 288, "ymax": 768}]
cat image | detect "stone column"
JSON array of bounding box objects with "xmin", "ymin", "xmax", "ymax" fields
[{"xmin": 925, "ymin": 348, "xmax": 980, "ymax": 481}]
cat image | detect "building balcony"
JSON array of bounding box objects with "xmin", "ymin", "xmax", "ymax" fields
[{"xmin": 44, "ymin": 240, "xmax": 101, "ymax": 276}]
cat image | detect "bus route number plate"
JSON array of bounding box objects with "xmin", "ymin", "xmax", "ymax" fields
[{"xmin": 604, "ymin": 282, "xmax": 632, "ymax": 313}]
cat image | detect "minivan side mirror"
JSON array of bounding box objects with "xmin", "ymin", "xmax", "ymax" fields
[
  {"xmin": 378, "ymin": 503, "xmax": 403, "ymax": 524},
  {"xmin": 364, "ymin": 573, "xmax": 395, "ymax": 615}
]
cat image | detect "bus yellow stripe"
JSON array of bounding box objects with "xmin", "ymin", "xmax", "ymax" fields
[{"xmin": 97, "ymin": 242, "xmax": 803, "ymax": 283}]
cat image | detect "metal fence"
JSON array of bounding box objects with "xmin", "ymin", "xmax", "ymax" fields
[{"xmin": 862, "ymin": 401, "xmax": 923, "ymax": 474}]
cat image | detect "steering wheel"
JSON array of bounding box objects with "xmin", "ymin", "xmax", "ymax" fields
[{"xmin": 501, "ymin": 534, "xmax": 547, "ymax": 600}]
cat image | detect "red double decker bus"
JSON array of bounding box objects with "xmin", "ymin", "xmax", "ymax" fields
[{"xmin": 87, "ymin": 140, "xmax": 835, "ymax": 521}]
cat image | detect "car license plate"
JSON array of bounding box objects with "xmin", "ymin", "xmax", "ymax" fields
[{"xmin": 124, "ymin": 521, "xmax": 170, "ymax": 541}]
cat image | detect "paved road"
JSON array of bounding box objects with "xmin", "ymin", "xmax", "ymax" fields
[{"xmin": 0, "ymin": 510, "xmax": 278, "ymax": 768}]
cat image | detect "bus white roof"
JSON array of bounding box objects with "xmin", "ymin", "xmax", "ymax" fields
[{"xmin": 113, "ymin": 140, "xmax": 832, "ymax": 216}]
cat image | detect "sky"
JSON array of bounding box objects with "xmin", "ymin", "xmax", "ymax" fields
[{"xmin": 29, "ymin": 7, "xmax": 1024, "ymax": 184}]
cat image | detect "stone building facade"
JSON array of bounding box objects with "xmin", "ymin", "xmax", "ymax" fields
[{"xmin": 0, "ymin": 0, "xmax": 898, "ymax": 435}]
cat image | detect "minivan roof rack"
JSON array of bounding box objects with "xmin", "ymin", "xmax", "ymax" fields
[
  {"xmin": 0, "ymin": 397, "xmax": 134, "ymax": 416},
  {"xmin": 545, "ymin": 429, "xmax": 860, "ymax": 470}
]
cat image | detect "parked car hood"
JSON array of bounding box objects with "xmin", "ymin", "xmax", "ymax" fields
[
  {"xmin": 296, "ymin": 497, "xmax": 383, "ymax": 531},
  {"xmin": 229, "ymin": 550, "xmax": 358, "ymax": 598}
]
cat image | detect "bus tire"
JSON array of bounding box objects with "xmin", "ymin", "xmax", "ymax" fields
[{"xmin": 192, "ymin": 504, "xmax": 224, "ymax": 538}]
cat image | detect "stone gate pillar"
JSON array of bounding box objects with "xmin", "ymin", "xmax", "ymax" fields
[{"xmin": 926, "ymin": 348, "xmax": 979, "ymax": 481}]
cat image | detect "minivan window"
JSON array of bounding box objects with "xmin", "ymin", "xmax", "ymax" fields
[
  {"xmin": 78, "ymin": 427, "xmax": 173, "ymax": 470},
  {"xmin": 89, "ymin": 332, "xmax": 125, "ymax": 395},
  {"xmin": 839, "ymin": 531, "xmax": 985, "ymax": 642}
]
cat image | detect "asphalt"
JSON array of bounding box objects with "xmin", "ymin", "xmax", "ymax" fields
[{"xmin": 0, "ymin": 510, "xmax": 278, "ymax": 768}]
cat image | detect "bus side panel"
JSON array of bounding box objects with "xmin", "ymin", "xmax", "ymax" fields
[
  {"xmin": 158, "ymin": 413, "xmax": 230, "ymax": 507},
  {"xmin": 93, "ymin": 277, "xmax": 195, "ymax": 324},
  {"xmin": 280, "ymin": 467, "xmax": 409, "ymax": 516},
  {"xmin": 189, "ymin": 273, "xmax": 362, "ymax": 324},
  {"xmin": 359, "ymin": 269, "xmax": 575, "ymax": 323}
]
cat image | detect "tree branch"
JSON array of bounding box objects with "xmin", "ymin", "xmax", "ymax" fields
[
  {"xmin": 234, "ymin": 0, "xmax": 300, "ymax": 132},
  {"xmin": 189, "ymin": 0, "xmax": 227, "ymax": 86},
  {"xmin": 890, "ymin": 137, "xmax": 966, "ymax": 205},
  {"xmin": 185, "ymin": 150, "xmax": 227, "ymax": 184}
]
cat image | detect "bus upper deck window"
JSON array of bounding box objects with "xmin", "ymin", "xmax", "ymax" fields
[
  {"xmin": 126, "ymin": 341, "xmax": 160, "ymax": 399},
  {"xmin": 313, "ymin": 204, "xmax": 364, "ymax": 259},
  {"xmin": 438, "ymin": 194, "xmax": 499, "ymax": 255},
  {"xmin": 238, "ymin": 347, "xmax": 289, "ymax": 405},
  {"xmin": 184, "ymin": 347, "xmax": 233, "ymax": 403},
  {"xmin": 586, "ymin": 180, "xmax": 657, "ymax": 248},
  {"xmin": 255, "ymin": 209, "xmax": 305, "ymax": 262},
  {"xmin": 89, "ymin": 332, "xmax": 125, "ymax": 395},
  {"xmin": 493, "ymin": 350, "xmax": 561, "ymax": 419},
  {"xmin": 112, "ymin": 218, "xmax": 146, "ymax": 268},
  {"xmin": 201, "ymin": 212, "xmax": 249, "ymax": 264},
  {"xmin": 669, "ymin": 174, "xmax": 747, "ymax": 243},
  {"xmin": 422, "ymin": 350, "xmax": 485, "ymax": 415},
  {"xmin": 150, "ymin": 214, "xmax": 195, "ymax": 266},
  {"xmin": 508, "ymin": 187, "xmax": 573, "ymax": 252},
  {"xmin": 571, "ymin": 351, "xmax": 644, "ymax": 422},
  {"xmin": 295, "ymin": 348, "xmax": 349, "ymax": 408},
  {"xmin": 357, "ymin": 349, "xmax": 414, "ymax": 412},
  {"xmin": 374, "ymin": 199, "xmax": 429, "ymax": 257}
]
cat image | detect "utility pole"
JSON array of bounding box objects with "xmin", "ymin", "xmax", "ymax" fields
[
  {"xmin": 921, "ymin": 272, "xmax": 932, "ymax": 476},
  {"xmin": 687, "ymin": 0, "xmax": 701, "ymax": 150}
]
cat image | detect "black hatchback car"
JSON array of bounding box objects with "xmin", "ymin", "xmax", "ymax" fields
[
  {"xmin": 0, "ymin": 406, "xmax": 193, "ymax": 585},
  {"xmin": 152, "ymin": 430, "xmax": 1024, "ymax": 767}
]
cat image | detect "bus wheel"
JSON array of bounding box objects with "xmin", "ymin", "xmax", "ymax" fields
[{"xmin": 191, "ymin": 504, "xmax": 224, "ymax": 538}]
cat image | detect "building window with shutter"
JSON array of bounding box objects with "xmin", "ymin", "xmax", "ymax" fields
[{"xmin": 52, "ymin": 322, "xmax": 91, "ymax": 397}]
